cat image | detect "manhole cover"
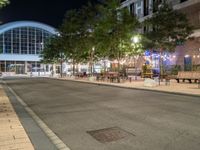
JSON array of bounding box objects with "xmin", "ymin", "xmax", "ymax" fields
[{"xmin": 87, "ymin": 127, "xmax": 134, "ymax": 143}]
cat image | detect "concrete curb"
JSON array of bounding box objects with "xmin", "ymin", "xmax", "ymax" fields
[
  {"xmin": 47, "ymin": 77, "xmax": 200, "ymax": 98},
  {"xmin": 3, "ymin": 81, "xmax": 71, "ymax": 150}
]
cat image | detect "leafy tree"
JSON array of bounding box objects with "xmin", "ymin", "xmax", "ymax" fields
[
  {"xmin": 60, "ymin": 9, "xmax": 87, "ymax": 75},
  {"xmin": 0, "ymin": 0, "xmax": 9, "ymax": 8},
  {"xmin": 60, "ymin": 2, "xmax": 98, "ymax": 75},
  {"xmin": 143, "ymin": 1, "xmax": 193, "ymax": 76},
  {"xmin": 94, "ymin": 0, "xmax": 140, "ymax": 73},
  {"xmin": 41, "ymin": 36, "xmax": 66, "ymax": 77}
]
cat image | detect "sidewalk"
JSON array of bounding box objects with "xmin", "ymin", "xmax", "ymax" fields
[
  {"xmin": 53, "ymin": 76, "xmax": 200, "ymax": 96},
  {"xmin": 0, "ymin": 85, "xmax": 34, "ymax": 150}
]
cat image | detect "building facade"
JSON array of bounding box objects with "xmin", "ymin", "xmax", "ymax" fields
[
  {"xmin": 0, "ymin": 21, "xmax": 57, "ymax": 75},
  {"xmin": 121, "ymin": 0, "xmax": 200, "ymax": 71}
]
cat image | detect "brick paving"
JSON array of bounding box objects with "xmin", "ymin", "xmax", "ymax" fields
[{"xmin": 0, "ymin": 85, "xmax": 34, "ymax": 150}]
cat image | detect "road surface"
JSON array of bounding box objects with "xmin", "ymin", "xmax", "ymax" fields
[{"xmin": 4, "ymin": 78, "xmax": 200, "ymax": 150}]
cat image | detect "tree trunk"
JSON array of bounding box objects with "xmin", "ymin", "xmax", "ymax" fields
[
  {"xmin": 159, "ymin": 49, "xmax": 164, "ymax": 85},
  {"xmin": 72, "ymin": 59, "xmax": 75, "ymax": 76},
  {"xmin": 60, "ymin": 60, "xmax": 63, "ymax": 78},
  {"xmin": 117, "ymin": 59, "xmax": 120, "ymax": 83}
]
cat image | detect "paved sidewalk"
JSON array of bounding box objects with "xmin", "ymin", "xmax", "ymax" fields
[
  {"xmin": 0, "ymin": 85, "xmax": 34, "ymax": 150},
  {"xmin": 52, "ymin": 76, "xmax": 200, "ymax": 96}
]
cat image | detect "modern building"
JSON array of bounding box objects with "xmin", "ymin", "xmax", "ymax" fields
[
  {"xmin": 121, "ymin": 0, "xmax": 200, "ymax": 71},
  {"xmin": 0, "ymin": 21, "xmax": 57, "ymax": 76}
]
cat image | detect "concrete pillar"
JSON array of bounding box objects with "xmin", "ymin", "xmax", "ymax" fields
[
  {"xmin": 5, "ymin": 61, "xmax": 6, "ymax": 72},
  {"xmin": 25, "ymin": 61, "xmax": 28, "ymax": 74},
  {"xmin": 52, "ymin": 64, "xmax": 56, "ymax": 77},
  {"xmin": 44, "ymin": 64, "xmax": 46, "ymax": 75},
  {"xmin": 15, "ymin": 61, "xmax": 16, "ymax": 74}
]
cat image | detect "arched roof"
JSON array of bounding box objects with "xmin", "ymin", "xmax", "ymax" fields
[{"xmin": 0, "ymin": 21, "xmax": 58, "ymax": 35}]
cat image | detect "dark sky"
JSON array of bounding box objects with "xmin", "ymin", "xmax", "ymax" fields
[{"xmin": 0, "ymin": 0, "xmax": 97, "ymax": 28}]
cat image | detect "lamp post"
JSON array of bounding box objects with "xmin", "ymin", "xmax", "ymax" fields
[
  {"xmin": 90, "ymin": 47, "xmax": 95, "ymax": 76},
  {"xmin": 131, "ymin": 36, "xmax": 140, "ymax": 80},
  {"xmin": 59, "ymin": 52, "xmax": 64, "ymax": 78}
]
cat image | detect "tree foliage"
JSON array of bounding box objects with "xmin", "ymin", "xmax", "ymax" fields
[
  {"xmin": 41, "ymin": 36, "xmax": 64, "ymax": 64},
  {"xmin": 143, "ymin": 1, "xmax": 193, "ymax": 51},
  {"xmin": 0, "ymin": 0, "xmax": 9, "ymax": 8},
  {"xmin": 95, "ymin": 0, "xmax": 140, "ymax": 60},
  {"xmin": 41, "ymin": 0, "xmax": 193, "ymax": 75}
]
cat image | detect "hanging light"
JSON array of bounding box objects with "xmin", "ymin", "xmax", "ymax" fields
[{"xmin": 184, "ymin": 55, "xmax": 190, "ymax": 58}]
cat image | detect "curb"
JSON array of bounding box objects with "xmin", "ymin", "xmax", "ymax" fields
[{"xmin": 47, "ymin": 77, "xmax": 200, "ymax": 98}]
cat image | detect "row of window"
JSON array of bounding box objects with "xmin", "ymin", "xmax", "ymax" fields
[
  {"xmin": 0, "ymin": 61, "xmax": 51, "ymax": 73},
  {"xmin": 0, "ymin": 27, "xmax": 52, "ymax": 54},
  {"xmin": 127, "ymin": 0, "xmax": 188, "ymax": 18}
]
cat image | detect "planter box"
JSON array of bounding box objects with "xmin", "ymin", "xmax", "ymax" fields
[
  {"xmin": 144, "ymin": 78, "xmax": 158, "ymax": 87},
  {"xmin": 88, "ymin": 76, "xmax": 96, "ymax": 82}
]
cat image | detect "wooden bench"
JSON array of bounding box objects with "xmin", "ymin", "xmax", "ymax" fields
[
  {"xmin": 175, "ymin": 71, "xmax": 200, "ymax": 83},
  {"xmin": 96, "ymin": 72, "xmax": 120, "ymax": 83}
]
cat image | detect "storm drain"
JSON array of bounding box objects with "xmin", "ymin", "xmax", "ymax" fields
[{"xmin": 87, "ymin": 127, "xmax": 134, "ymax": 143}]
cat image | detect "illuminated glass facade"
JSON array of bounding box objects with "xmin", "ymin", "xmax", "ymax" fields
[
  {"xmin": 0, "ymin": 21, "xmax": 57, "ymax": 75},
  {"xmin": 0, "ymin": 27, "xmax": 52, "ymax": 55}
]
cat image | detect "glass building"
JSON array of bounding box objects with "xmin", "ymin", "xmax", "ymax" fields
[{"xmin": 0, "ymin": 21, "xmax": 57, "ymax": 75}]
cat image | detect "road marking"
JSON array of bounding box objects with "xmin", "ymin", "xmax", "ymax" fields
[{"xmin": 3, "ymin": 81, "xmax": 71, "ymax": 150}]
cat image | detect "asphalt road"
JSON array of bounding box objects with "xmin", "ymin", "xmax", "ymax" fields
[{"xmin": 4, "ymin": 78, "xmax": 200, "ymax": 150}]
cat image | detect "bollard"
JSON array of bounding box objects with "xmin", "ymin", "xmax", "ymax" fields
[
  {"xmin": 165, "ymin": 78, "xmax": 170, "ymax": 86},
  {"xmin": 129, "ymin": 77, "xmax": 132, "ymax": 83}
]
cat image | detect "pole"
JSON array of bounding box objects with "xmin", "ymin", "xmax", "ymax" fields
[
  {"xmin": 60, "ymin": 52, "xmax": 63, "ymax": 78},
  {"xmin": 60, "ymin": 60, "xmax": 63, "ymax": 78}
]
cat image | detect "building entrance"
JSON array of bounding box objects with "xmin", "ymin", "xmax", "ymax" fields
[{"xmin": 16, "ymin": 64, "xmax": 25, "ymax": 74}]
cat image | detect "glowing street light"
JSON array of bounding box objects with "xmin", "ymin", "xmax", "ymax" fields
[{"xmin": 131, "ymin": 36, "xmax": 139, "ymax": 43}]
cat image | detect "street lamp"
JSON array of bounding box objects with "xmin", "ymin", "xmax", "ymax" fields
[
  {"xmin": 90, "ymin": 47, "xmax": 95, "ymax": 76},
  {"xmin": 59, "ymin": 52, "xmax": 64, "ymax": 78},
  {"xmin": 131, "ymin": 35, "xmax": 140, "ymax": 80},
  {"xmin": 132, "ymin": 36, "xmax": 139, "ymax": 43}
]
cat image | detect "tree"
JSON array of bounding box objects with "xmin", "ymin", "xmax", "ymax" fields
[
  {"xmin": 143, "ymin": 0, "xmax": 193, "ymax": 77},
  {"xmin": 60, "ymin": 9, "xmax": 87, "ymax": 75},
  {"xmin": 0, "ymin": 0, "xmax": 9, "ymax": 8},
  {"xmin": 94, "ymin": 0, "xmax": 140, "ymax": 74},
  {"xmin": 41, "ymin": 36, "xmax": 66, "ymax": 77},
  {"xmin": 60, "ymin": 2, "xmax": 98, "ymax": 75}
]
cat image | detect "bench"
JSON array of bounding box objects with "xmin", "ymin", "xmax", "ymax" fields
[
  {"xmin": 175, "ymin": 71, "xmax": 200, "ymax": 83},
  {"xmin": 96, "ymin": 72, "xmax": 120, "ymax": 83}
]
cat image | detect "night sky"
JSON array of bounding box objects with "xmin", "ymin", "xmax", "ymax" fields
[{"xmin": 0, "ymin": 0, "xmax": 97, "ymax": 28}]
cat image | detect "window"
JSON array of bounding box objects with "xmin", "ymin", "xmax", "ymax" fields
[
  {"xmin": 180, "ymin": 0, "xmax": 188, "ymax": 3},
  {"xmin": 4, "ymin": 30, "xmax": 12, "ymax": 53},
  {"xmin": 13, "ymin": 28, "xmax": 20, "ymax": 54},
  {"xmin": 135, "ymin": 0, "xmax": 143, "ymax": 18},
  {"xmin": 143, "ymin": 0, "xmax": 150, "ymax": 16},
  {"xmin": 0, "ymin": 35, "xmax": 3, "ymax": 53},
  {"xmin": 0, "ymin": 25, "xmax": 53, "ymax": 55},
  {"xmin": 130, "ymin": 3, "xmax": 135, "ymax": 16},
  {"xmin": 28, "ymin": 27, "xmax": 36, "ymax": 54},
  {"xmin": 21, "ymin": 27, "xmax": 28, "ymax": 54}
]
